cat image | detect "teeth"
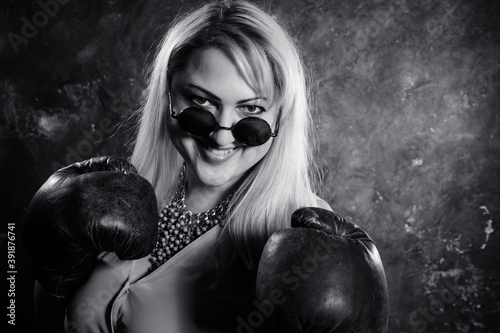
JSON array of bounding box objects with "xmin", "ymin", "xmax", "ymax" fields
[{"xmin": 209, "ymin": 147, "xmax": 234, "ymax": 156}]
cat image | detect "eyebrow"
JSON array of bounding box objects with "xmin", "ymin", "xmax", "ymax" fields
[{"xmin": 188, "ymin": 84, "xmax": 267, "ymax": 104}]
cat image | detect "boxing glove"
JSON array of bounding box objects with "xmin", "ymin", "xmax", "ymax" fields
[
  {"xmin": 255, "ymin": 207, "xmax": 389, "ymax": 333},
  {"xmin": 23, "ymin": 156, "xmax": 159, "ymax": 299}
]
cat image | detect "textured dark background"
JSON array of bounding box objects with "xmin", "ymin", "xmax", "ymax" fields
[{"xmin": 1, "ymin": 0, "xmax": 499, "ymax": 332}]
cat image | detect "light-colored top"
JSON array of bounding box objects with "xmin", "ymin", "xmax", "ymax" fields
[
  {"xmin": 64, "ymin": 199, "xmax": 331, "ymax": 332},
  {"xmin": 65, "ymin": 225, "xmax": 223, "ymax": 333}
]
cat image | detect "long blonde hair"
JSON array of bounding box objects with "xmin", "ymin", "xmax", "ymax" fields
[{"xmin": 131, "ymin": 0, "xmax": 320, "ymax": 267}]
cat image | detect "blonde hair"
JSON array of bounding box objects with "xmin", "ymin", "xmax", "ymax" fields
[{"xmin": 131, "ymin": 0, "xmax": 320, "ymax": 267}]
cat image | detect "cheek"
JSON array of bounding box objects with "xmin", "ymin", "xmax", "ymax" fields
[
  {"xmin": 241, "ymin": 141, "xmax": 273, "ymax": 166},
  {"xmin": 166, "ymin": 122, "xmax": 191, "ymax": 156}
]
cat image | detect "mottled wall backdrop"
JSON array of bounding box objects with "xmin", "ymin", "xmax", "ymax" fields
[{"xmin": 1, "ymin": 0, "xmax": 499, "ymax": 332}]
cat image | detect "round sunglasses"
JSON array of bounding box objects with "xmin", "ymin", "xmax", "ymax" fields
[{"xmin": 171, "ymin": 106, "xmax": 280, "ymax": 146}]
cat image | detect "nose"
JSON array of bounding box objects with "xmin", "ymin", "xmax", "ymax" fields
[{"xmin": 211, "ymin": 107, "xmax": 237, "ymax": 146}]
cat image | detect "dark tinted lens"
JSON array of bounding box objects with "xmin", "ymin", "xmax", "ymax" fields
[
  {"xmin": 178, "ymin": 107, "xmax": 216, "ymax": 136},
  {"xmin": 233, "ymin": 117, "xmax": 272, "ymax": 146}
]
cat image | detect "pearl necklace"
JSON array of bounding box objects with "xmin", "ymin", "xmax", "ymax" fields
[{"xmin": 149, "ymin": 164, "xmax": 233, "ymax": 271}]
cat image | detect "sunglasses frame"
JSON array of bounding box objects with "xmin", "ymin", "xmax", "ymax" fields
[{"xmin": 169, "ymin": 97, "xmax": 281, "ymax": 146}]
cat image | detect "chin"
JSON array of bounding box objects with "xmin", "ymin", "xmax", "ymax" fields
[{"xmin": 192, "ymin": 161, "xmax": 242, "ymax": 188}]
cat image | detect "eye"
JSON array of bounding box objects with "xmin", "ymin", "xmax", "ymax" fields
[
  {"xmin": 192, "ymin": 96, "xmax": 213, "ymax": 107},
  {"xmin": 240, "ymin": 105, "xmax": 266, "ymax": 114}
]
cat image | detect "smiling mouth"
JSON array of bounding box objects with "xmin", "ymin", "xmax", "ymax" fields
[{"xmin": 200, "ymin": 141, "xmax": 238, "ymax": 159}]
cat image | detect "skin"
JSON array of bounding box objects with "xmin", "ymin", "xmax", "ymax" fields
[{"xmin": 167, "ymin": 47, "xmax": 279, "ymax": 213}]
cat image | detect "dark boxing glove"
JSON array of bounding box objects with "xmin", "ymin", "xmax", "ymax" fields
[
  {"xmin": 256, "ymin": 207, "xmax": 389, "ymax": 333},
  {"xmin": 23, "ymin": 156, "xmax": 159, "ymax": 299}
]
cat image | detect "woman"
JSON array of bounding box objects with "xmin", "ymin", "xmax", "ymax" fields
[
  {"xmin": 24, "ymin": 0, "xmax": 389, "ymax": 332},
  {"xmin": 131, "ymin": 0, "xmax": 328, "ymax": 269},
  {"xmin": 45, "ymin": 0, "xmax": 326, "ymax": 329}
]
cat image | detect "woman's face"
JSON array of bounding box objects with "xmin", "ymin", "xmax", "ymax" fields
[{"xmin": 167, "ymin": 47, "xmax": 279, "ymax": 190}]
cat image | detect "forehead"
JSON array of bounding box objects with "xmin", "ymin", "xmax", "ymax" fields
[
  {"xmin": 172, "ymin": 47, "xmax": 259, "ymax": 98},
  {"xmin": 171, "ymin": 45, "xmax": 277, "ymax": 103}
]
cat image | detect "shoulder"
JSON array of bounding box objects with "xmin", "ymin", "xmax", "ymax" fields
[{"xmin": 314, "ymin": 194, "xmax": 332, "ymax": 211}]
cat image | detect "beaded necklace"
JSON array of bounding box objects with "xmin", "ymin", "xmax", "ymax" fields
[{"xmin": 149, "ymin": 164, "xmax": 233, "ymax": 271}]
